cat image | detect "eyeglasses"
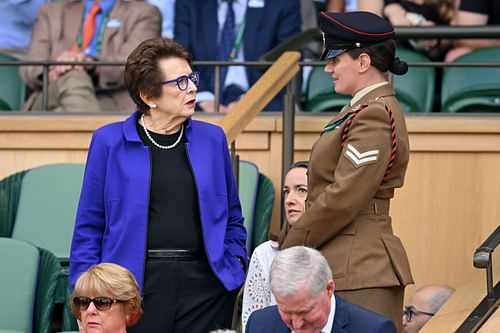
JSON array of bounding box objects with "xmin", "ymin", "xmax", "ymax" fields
[
  {"xmin": 161, "ymin": 72, "xmax": 200, "ymax": 91},
  {"xmin": 403, "ymin": 306, "xmax": 435, "ymax": 322},
  {"xmin": 73, "ymin": 296, "xmax": 124, "ymax": 311}
]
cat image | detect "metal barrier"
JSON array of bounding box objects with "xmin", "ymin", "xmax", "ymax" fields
[{"xmin": 455, "ymin": 226, "xmax": 500, "ymax": 333}]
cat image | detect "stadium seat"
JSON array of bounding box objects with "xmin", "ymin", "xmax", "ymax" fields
[
  {"xmin": 8, "ymin": 163, "xmax": 85, "ymax": 331},
  {"xmin": 0, "ymin": 53, "xmax": 26, "ymax": 111},
  {"xmin": 238, "ymin": 161, "xmax": 275, "ymax": 255},
  {"xmin": 238, "ymin": 160, "xmax": 260, "ymax": 254},
  {"xmin": 251, "ymin": 173, "xmax": 275, "ymax": 251},
  {"xmin": 394, "ymin": 48, "xmax": 435, "ymax": 113},
  {"xmin": 0, "ymin": 238, "xmax": 60, "ymax": 333},
  {"xmin": 0, "ymin": 169, "xmax": 28, "ymax": 237},
  {"xmin": 441, "ymin": 47, "xmax": 500, "ymax": 112}
]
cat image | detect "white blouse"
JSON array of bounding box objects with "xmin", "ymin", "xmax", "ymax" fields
[{"xmin": 241, "ymin": 240, "xmax": 280, "ymax": 332}]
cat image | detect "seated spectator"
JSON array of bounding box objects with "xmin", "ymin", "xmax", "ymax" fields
[
  {"xmin": 241, "ymin": 161, "xmax": 309, "ymax": 331},
  {"xmin": 0, "ymin": 0, "xmax": 49, "ymax": 52},
  {"xmin": 70, "ymin": 262, "xmax": 143, "ymax": 333},
  {"xmin": 146, "ymin": 0, "xmax": 176, "ymax": 38},
  {"xmin": 445, "ymin": 0, "xmax": 500, "ymax": 62},
  {"xmin": 20, "ymin": 0, "xmax": 161, "ymax": 112},
  {"xmin": 174, "ymin": 0, "xmax": 301, "ymax": 112},
  {"xmin": 383, "ymin": 0, "xmax": 458, "ymax": 60},
  {"xmin": 403, "ymin": 284, "xmax": 455, "ymax": 333},
  {"xmin": 246, "ymin": 246, "xmax": 397, "ymax": 333}
]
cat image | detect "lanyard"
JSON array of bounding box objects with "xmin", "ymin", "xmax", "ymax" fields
[
  {"xmin": 76, "ymin": 13, "xmax": 110, "ymax": 54},
  {"xmin": 229, "ymin": 17, "xmax": 246, "ymax": 60}
]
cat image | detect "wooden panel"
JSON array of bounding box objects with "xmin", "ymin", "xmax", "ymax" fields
[{"xmin": 420, "ymin": 253, "xmax": 500, "ymax": 333}]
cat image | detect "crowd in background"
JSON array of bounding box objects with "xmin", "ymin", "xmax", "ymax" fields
[{"xmin": 0, "ymin": 0, "xmax": 498, "ymax": 112}]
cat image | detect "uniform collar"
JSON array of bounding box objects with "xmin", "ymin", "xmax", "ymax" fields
[{"xmin": 350, "ymin": 81, "xmax": 389, "ymax": 107}]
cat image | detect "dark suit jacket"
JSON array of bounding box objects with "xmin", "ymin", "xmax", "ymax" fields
[
  {"xmin": 174, "ymin": 0, "xmax": 301, "ymax": 111},
  {"xmin": 245, "ymin": 295, "xmax": 397, "ymax": 333}
]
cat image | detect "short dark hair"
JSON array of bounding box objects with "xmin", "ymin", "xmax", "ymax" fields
[{"xmin": 124, "ymin": 37, "xmax": 192, "ymax": 113}]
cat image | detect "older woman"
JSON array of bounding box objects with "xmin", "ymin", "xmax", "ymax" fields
[
  {"xmin": 70, "ymin": 37, "xmax": 247, "ymax": 332},
  {"xmin": 71, "ymin": 263, "xmax": 142, "ymax": 333},
  {"xmin": 241, "ymin": 161, "xmax": 309, "ymax": 331},
  {"xmin": 279, "ymin": 11, "xmax": 413, "ymax": 331}
]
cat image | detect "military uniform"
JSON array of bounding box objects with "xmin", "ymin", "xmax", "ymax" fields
[{"xmin": 279, "ymin": 11, "xmax": 413, "ymax": 332}]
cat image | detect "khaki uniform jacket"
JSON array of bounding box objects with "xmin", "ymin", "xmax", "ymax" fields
[
  {"xmin": 20, "ymin": 0, "xmax": 161, "ymax": 111},
  {"xmin": 280, "ymin": 84, "xmax": 414, "ymax": 291}
]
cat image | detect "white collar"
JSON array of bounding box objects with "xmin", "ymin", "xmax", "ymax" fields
[{"xmin": 350, "ymin": 81, "xmax": 389, "ymax": 107}]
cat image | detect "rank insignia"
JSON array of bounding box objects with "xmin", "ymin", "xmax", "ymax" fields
[{"xmin": 345, "ymin": 144, "xmax": 379, "ymax": 167}]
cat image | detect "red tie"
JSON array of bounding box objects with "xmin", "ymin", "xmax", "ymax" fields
[{"xmin": 74, "ymin": 2, "xmax": 102, "ymax": 52}]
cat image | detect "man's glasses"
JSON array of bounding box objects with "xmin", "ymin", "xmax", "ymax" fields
[
  {"xmin": 73, "ymin": 296, "xmax": 124, "ymax": 311},
  {"xmin": 161, "ymin": 72, "xmax": 200, "ymax": 91},
  {"xmin": 403, "ymin": 306, "xmax": 435, "ymax": 322}
]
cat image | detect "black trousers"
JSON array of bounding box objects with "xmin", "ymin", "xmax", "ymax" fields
[{"xmin": 128, "ymin": 257, "xmax": 237, "ymax": 333}]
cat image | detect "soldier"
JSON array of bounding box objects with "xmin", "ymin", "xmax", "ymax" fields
[{"xmin": 279, "ymin": 11, "xmax": 413, "ymax": 332}]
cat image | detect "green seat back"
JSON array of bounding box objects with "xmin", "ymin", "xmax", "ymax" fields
[
  {"xmin": 442, "ymin": 47, "xmax": 500, "ymax": 112},
  {"xmin": 35, "ymin": 248, "xmax": 61, "ymax": 333},
  {"xmin": 11, "ymin": 163, "xmax": 85, "ymax": 259},
  {"xmin": 0, "ymin": 53, "xmax": 26, "ymax": 111},
  {"xmin": 394, "ymin": 48, "xmax": 435, "ymax": 112},
  {"xmin": 0, "ymin": 169, "xmax": 28, "ymax": 237},
  {"xmin": 304, "ymin": 66, "xmax": 350, "ymax": 112},
  {"xmin": 0, "ymin": 238, "xmax": 39, "ymax": 332},
  {"xmin": 251, "ymin": 173, "xmax": 275, "ymax": 253},
  {"xmin": 238, "ymin": 161, "xmax": 260, "ymax": 253}
]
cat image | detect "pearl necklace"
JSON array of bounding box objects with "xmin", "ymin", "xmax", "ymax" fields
[{"xmin": 141, "ymin": 114, "xmax": 184, "ymax": 150}]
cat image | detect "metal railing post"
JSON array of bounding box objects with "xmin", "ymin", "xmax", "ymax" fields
[{"xmin": 280, "ymin": 74, "xmax": 298, "ymax": 229}]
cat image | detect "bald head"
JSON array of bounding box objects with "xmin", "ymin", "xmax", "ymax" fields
[
  {"xmin": 412, "ymin": 285, "xmax": 455, "ymax": 313},
  {"xmin": 403, "ymin": 285, "xmax": 455, "ymax": 333}
]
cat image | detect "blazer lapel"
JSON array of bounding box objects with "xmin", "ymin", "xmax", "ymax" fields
[
  {"xmin": 331, "ymin": 296, "xmax": 349, "ymax": 333},
  {"xmin": 61, "ymin": 2, "xmax": 84, "ymax": 51}
]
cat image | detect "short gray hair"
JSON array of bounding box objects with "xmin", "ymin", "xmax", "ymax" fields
[{"xmin": 269, "ymin": 246, "xmax": 332, "ymax": 297}]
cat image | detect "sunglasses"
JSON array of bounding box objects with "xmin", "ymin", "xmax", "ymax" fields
[
  {"xmin": 161, "ymin": 72, "xmax": 200, "ymax": 91},
  {"xmin": 73, "ymin": 296, "xmax": 124, "ymax": 311},
  {"xmin": 403, "ymin": 306, "xmax": 435, "ymax": 322}
]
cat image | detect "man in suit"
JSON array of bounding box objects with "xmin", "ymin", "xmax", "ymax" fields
[
  {"xmin": 174, "ymin": 0, "xmax": 301, "ymax": 112},
  {"xmin": 246, "ymin": 246, "xmax": 397, "ymax": 333},
  {"xmin": 20, "ymin": 0, "xmax": 161, "ymax": 112}
]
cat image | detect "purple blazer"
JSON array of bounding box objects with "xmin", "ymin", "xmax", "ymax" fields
[{"xmin": 69, "ymin": 111, "xmax": 247, "ymax": 292}]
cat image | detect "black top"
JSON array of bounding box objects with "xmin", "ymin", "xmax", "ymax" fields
[{"xmin": 136, "ymin": 120, "xmax": 204, "ymax": 250}]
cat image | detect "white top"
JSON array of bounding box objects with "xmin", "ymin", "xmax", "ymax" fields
[{"xmin": 241, "ymin": 240, "xmax": 279, "ymax": 332}]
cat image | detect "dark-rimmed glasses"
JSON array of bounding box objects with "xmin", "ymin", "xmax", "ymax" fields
[
  {"xmin": 161, "ymin": 72, "xmax": 200, "ymax": 91},
  {"xmin": 403, "ymin": 306, "xmax": 435, "ymax": 322},
  {"xmin": 73, "ymin": 296, "xmax": 124, "ymax": 311}
]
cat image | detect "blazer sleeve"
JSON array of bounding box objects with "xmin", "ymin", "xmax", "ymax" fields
[
  {"xmin": 282, "ymin": 103, "xmax": 392, "ymax": 248},
  {"xmin": 220, "ymin": 127, "xmax": 248, "ymax": 268},
  {"xmin": 69, "ymin": 131, "xmax": 109, "ymax": 290}
]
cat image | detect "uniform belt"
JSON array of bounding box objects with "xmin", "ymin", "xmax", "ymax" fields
[
  {"xmin": 360, "ymin": 198, "xmax": 390, "ymax": 215},
  {"xmin": 147, "ymin": 249, "xmax": 202, "ymax": 259}
]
